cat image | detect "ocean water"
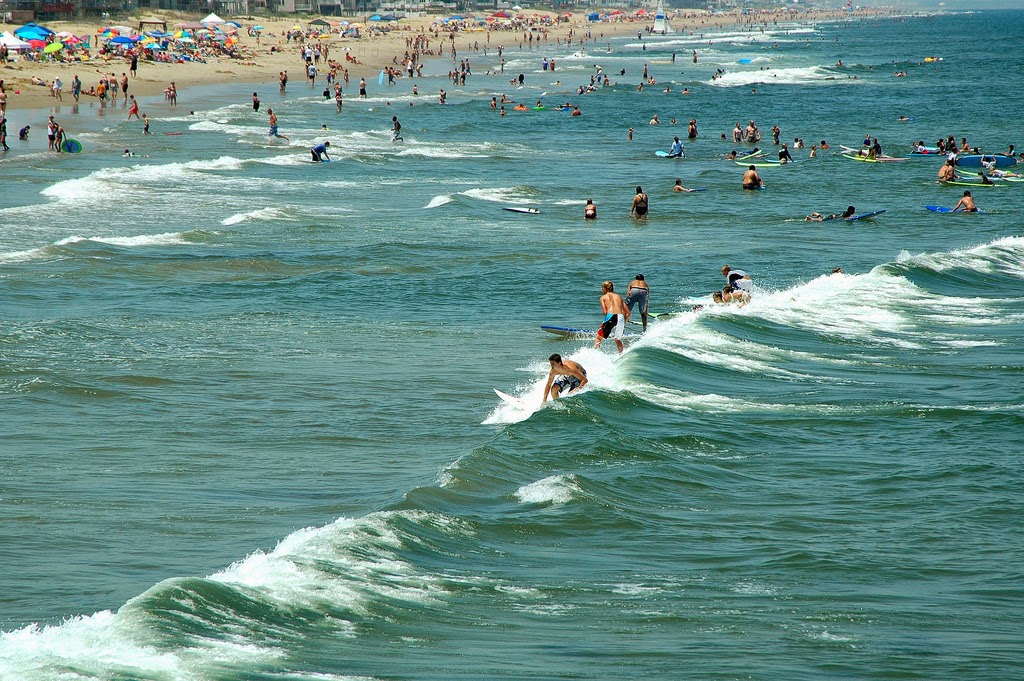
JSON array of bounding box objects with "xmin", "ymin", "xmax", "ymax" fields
[{"xmin": 2, "ymin": 10, "xmax": 1023, "ymax": 680}]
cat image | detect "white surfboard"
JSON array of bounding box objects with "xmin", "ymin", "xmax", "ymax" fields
[{"xmin": 494, "ymin": 388, "xmax": 531, "ymax": 410}]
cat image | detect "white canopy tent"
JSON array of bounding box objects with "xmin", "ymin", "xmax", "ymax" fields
[
  {"xmin": 0, "ymin": 32, "xmax": 33, "ymax": 50},
  {"xmin": 200, "ymin": 13, "xmax": 225, "ymax": 25}
]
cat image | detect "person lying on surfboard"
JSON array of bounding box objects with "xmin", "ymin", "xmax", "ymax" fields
[
  {"xmin": 542, "ymin": 354, "xmax": 588, "ymax": 404},
  {"xmin": 806, "ymin": 206, "xmax": 855, "ymax": 221}
]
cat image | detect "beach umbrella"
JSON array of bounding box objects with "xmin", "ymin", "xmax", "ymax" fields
[
  {"xmin": 449, "ymin": 14, "xmax": 463, "ymax": 20},
  {"xmin": 110, "ymin": 35, "xmax": 135, "ymax": 44},
  {"xmin": 223, "ymin": 21, "xmax": 241, "ymax": 28},
  {"xmin": 145, "ymin": 43, "xmax": 165, "ymax": 50},
  {"xmin": 110, "ymin": 24, "xmax": 133, "ymax": 34},
  {"xmin": 176, "ymin": 37, "xmax": 194, "ymax": 43},
  {"xmin": 43, "ymin": 41, "xmax": 63, "ymax": 53},
  {"xmin": 252, "ymin": 25, "xmax": 264, "ymax": 30},
  {"xmin": 27, "ymin": 39, "xmax": 45, "ymax": 49}
]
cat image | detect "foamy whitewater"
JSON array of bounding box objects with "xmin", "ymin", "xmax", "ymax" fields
[{"xmin": 2, "ymin": 10, "xmax": 1023, "ymax": 680}]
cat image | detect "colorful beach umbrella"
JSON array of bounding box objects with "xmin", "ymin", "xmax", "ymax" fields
[{"xmin": 43, "ymin": 41, "xmax": 63, "ymax": 53}]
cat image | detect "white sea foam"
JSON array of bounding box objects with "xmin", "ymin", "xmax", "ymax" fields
[
  {"xmin": 0, "ymin": 608, "xmax": 279, "ymax": 681},
  {"xmin": 55, "ymin": 232, "xmax": 192, "ymax": 248},
  {"xmin": 395, "ymin": 146, "xmax": 486, "ymax": 159},
  {"xmin": 0, "ymin": 246, "xmax": 50, "ymax": 264},
  {"xmin": 612, "ymin": 583, "xmax": 665, "ymax": 596},
  {"xmin": 898, "ymin": 236, "xmax": 1024, "ymax": 278},
  {"xmin": 708, "ymin": 65, "xmax": 851, "ymax": 87},
  {"xmin": 40, "ymin": 156, "xmax": 248, "ymax": 206},
  {"xmin": 514, "ymin": 475, "xmax": 581, "ymax": 505},
  {"xmin": 221, "ymin": 207, "xmax": 294, "ymax": 225},
  {"xmin": 424, "ymin": 195, "xmax": 453, "ymax": 209},
  {"xmin": 461, "ymin": 187, "xmax": 536, "ymax": 204}
]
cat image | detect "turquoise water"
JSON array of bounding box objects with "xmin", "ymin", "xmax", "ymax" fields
[{"xmin": 2, "ymin": 10, "xmax": 1023, "ymax": 679}]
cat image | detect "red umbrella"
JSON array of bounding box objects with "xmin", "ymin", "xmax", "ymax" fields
[{"xmin": 27, "ymin": 39, "xmax": 46, "ymax": 49}]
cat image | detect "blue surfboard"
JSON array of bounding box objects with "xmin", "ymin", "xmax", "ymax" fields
[{"xmin": 955, "ymin": 154, "xmax": 1017, "ymax": 168}]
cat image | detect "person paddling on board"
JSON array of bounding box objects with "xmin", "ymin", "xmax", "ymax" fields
[
  {"xmin": 952, "ymin": 190, "xmax": 978, "ymax": 213},
  {"xmin": 542, "ymin": 353, "xmax": 588, "ymax": 403},
  {"xmin": 310, "ymin": 140, "xmax": 331, "ymax": 163},
  {"xmin": 742, "ymin": 165, "xmax": 764, "ymax": 190},
  {"xmin": 806, "ymin": 206, "xmax": 855, "ymax": 221},
  {"xmin": 668, "ymin": 136, "xmax": 684, "ymax": 158},
  {"xmin": 595, "ymin": 280, "xmax": 630, "ymax": 354}
]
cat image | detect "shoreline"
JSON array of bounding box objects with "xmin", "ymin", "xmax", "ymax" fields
[{"xmin": 0, "ymin": 8, "xmax": 898, "ymax": 121}]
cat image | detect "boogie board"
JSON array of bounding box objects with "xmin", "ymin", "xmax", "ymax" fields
[
  {"xmin": 955, "ymin": 154, "xmax": 1018, "ymax": 168},
  {"xmin": 655, "ymin": 150, "xmax": 682, "ymax": 158},
  {"xmin": 503, "ymin": 207, "xmax": 540, "ymax": 214},
  {"xmin": 737, "ymin": 58, "xmax": 754, "ymax": 64},
  {"xmin": 378, "ymin": 70, "xmax": 384, "ymax": 85},
  {"xmin": 926, "ymin": 205, "xmax": 987, "ymax": 214},
  {"xmin": 61, "ymin": 138, "xmax": 82, "ymax": 153},
  {"xmin": 846, "ymin": 209, "xmax": 885, "ymax": 221},
  {"xmin": 677, "ymin": 188, "xmax": 709, "ymax": 192},
  {"xmin": 735, "ymin": 160, "xmax": 780, "ymax": 167},
  {"xmin": 737, "ymin": 150, "xmax": 765, "ymax": 160}
]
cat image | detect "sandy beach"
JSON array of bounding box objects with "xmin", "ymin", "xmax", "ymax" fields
[{"xmin": 1, "ymin": 7, "xmax": 890, "ymax": 115}]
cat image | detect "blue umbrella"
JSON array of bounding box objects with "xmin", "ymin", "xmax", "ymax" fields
[{"xmin": 110, "ymin": 35, "xmax": 136, "ymax": 44}]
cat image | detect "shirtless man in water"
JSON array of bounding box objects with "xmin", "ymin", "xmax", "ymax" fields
[
  {"xmin": 542, "ymin": 353, "xmax": 588, "ymax": 403},
  {"xmin": 595, "ymin": 281, "xmax": 630, "ymax": 354},
  {"xmin": 742, "ymin": 165, "xmax": 764, "ymax": 189},
  {"xmin": 952, "ymin": 190, "xmax": 978, "ymax": 213},
  {"xmin": 938, "ymin": 159, "xmax": 955, "ymax": 182}
]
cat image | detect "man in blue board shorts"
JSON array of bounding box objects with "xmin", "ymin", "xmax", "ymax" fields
[
  {"xmin": 595, "ymin": 281, "xmax": 630, "ymax": 354},
  {"xmin": 542, "ymin": 354, "xmax": 588, "ymax": 403}
]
